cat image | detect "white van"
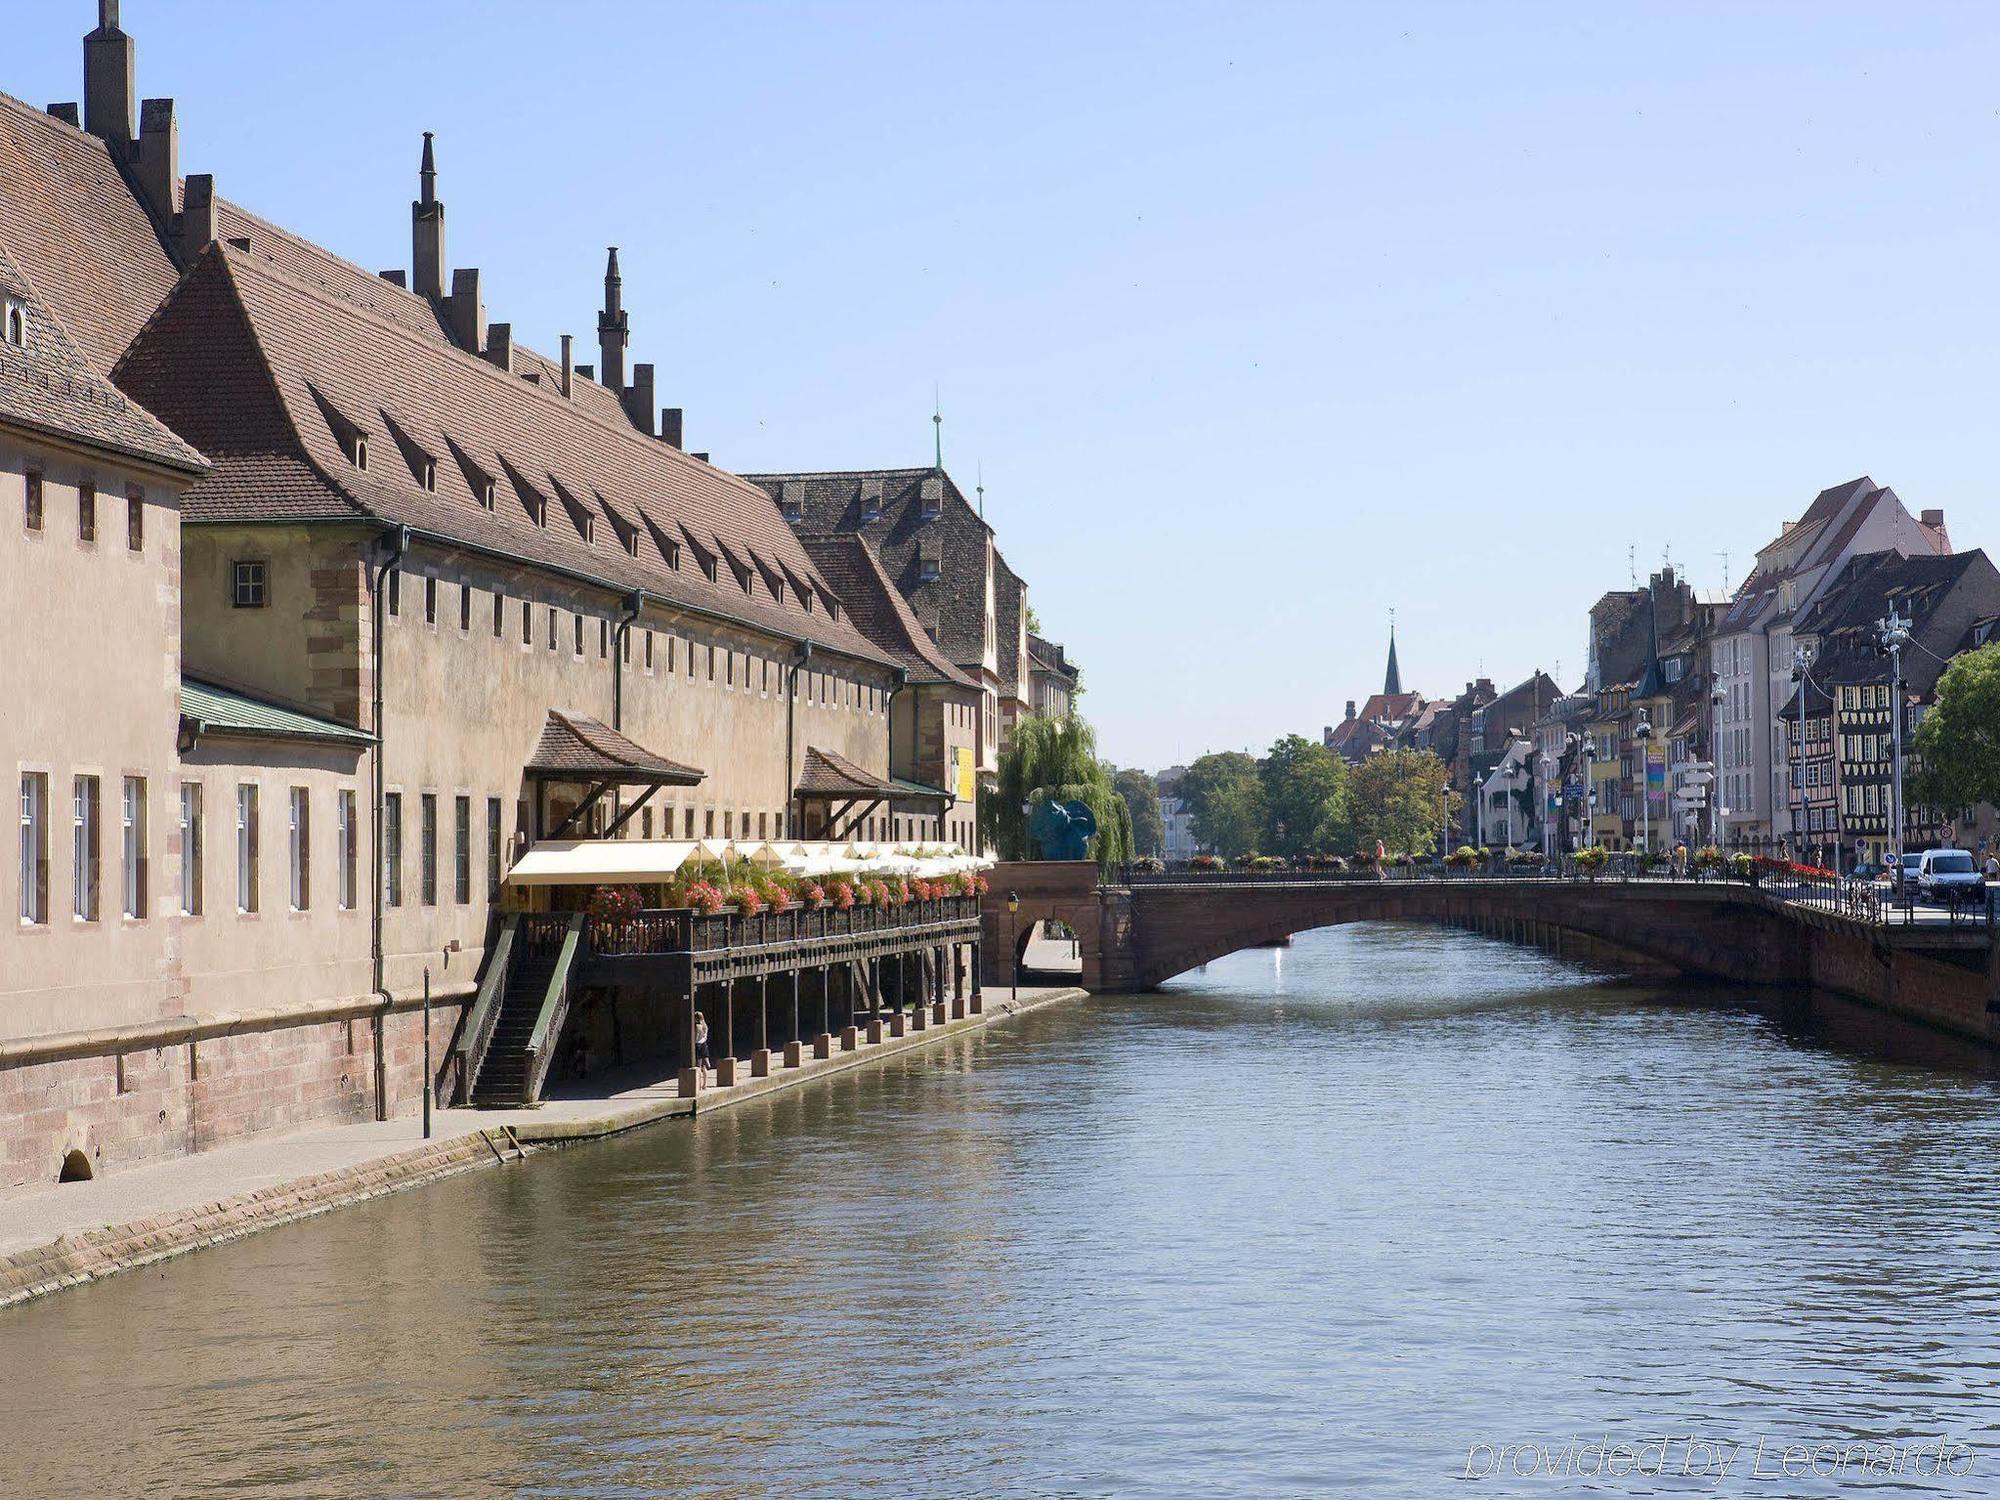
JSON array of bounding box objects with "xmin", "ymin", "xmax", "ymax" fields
[{"xmin": 1916, "ymin": 848, "xmax": 1984, "ymax": 906}]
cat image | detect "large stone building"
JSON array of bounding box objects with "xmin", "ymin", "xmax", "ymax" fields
[
  {"xmin": 1711, "ymin": 479, "xmax": 1947, "ymax": 847},
  {"xmin": 0, "ymin": 7, "xmax": 1009, "ymax": 1190}
]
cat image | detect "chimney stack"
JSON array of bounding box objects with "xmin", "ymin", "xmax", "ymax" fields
[
  {"xmin": 559, "ymin": 334, "xmax": 573, "ymax": 397},
  {"xmin": 597, "ymin": 247, "xmax": 628, "ymax": 395},
  {"xmin": 447, "ymin": 267, "xmax": 484, "ymax": 354},
  {"xmin": 180, "ymin": 172, "xmax": 217, "ymax": 262},
  {"xmin": 412, "ymin": 132, "xmax": 445, "ymax": 300},
  {"xmin": 378, "ymin": 269, "xmax": 406, "ymax": 288},
  {"xmin": 84, "ymin": 1, "xmax": 134, "ymax": 145},
  {"xmin": 47, "ymin": 103, "xmax": 80, "ymax": 127},
  {"xmin": 626, "ymin": 363, "xmax": 655, "ymax": 436},
  {"xmin": 135, "ymin": 97, "xmax": 179, "ymax": 220},
  {"xmin": 485, "ymin": 321, "xmax": 513, "ymax": 373},
  {"xmin": 659, "ymin": 407, "xmax": 683, "ymax": 449},
  {"xmin": 1922, "ymin": 508, "xmax": 1945, "ymax": 527},
  {"xmin": 576, "ymin": 363, "xmax": 594, "ymax": 382},
  {"xmin": 1345, "ymin": 700, "xmax": 1356, "ymax": 721}
]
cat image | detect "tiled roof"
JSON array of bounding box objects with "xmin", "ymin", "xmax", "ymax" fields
[
  {"xmin": 798, "ymin": 535, "xmax": 976, "ymax": 688},
  {"xmin": 0, "ymin": 241, "xmax": 205, "ymax": 474},
  {"xmin": 1027, "ymin": 633, "xmax": 1078, "ymax": 682},
  {"xmin": 0, "ymin": 92, "xmax": 183, "ymax": 376},
  {"xmin": 180, "ymin": 676, "xmax": 373, "ymax": 745},
  {"xmin": 795, "ymin": 746, "xmax": 897, "ymax": 798},
  {"xmin": 112, "ymin": 246, "xmax": 898, "ymax": 666},
  {"xmin": 746, "ymin": 467, "xmax": 995, "ymax": 671},
  {"xmin": 526, "ymin": 710, "xmax": 703, "ymax": 783},
  {"xmin": 995, "ymin": 555, "xmax": 1025, "ymax": 686}
]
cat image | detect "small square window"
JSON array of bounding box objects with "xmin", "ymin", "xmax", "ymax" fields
[{"xmin": 231, "ymin": 560, "xmax": 268, "ymax": 608}]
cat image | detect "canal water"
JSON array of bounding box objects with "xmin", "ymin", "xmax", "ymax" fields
[{"xmin": 5, "ymin": 923, "xmax": 2000, "ymax": 1498}]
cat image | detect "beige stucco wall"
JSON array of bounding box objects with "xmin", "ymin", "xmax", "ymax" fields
[
  {"xmin": 0, "ymin": 439, "xmax": 187, "ymax": 1040},
  {"xmin": 174, "ymin": 736, "xmax": 372, "ymax": 1014}
]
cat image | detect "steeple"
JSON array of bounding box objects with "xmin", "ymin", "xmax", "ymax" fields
[
  {"xmin": 1384, "ymin": 611, "xmax": 1402, "ymax": 696},
  {"xmin": 411, "ymin": 131, "xmax": 445, "ymax": 300},
  {"xmin": 597, "ymin": 247, "xmax": 628, "ymax": 395}
]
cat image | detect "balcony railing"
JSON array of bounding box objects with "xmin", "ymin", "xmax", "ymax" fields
[{"xmin": 582, "ymin": 894, "xmax": 982, "ymax": 959}]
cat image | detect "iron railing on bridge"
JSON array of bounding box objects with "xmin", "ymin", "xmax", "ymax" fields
[{"xmin": 1116, "ymin": 858, "xmax": 1993, "ymax": 932}]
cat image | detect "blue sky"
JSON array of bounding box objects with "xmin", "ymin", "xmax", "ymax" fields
[{"xmin": 15, "ymin": 3, "xmax": 2000, "ymax": 768}]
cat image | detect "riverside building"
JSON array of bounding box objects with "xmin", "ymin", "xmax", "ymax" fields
[{"xmin": 0, "ymin": 5, "xmax": 994, "ymax": 1189}]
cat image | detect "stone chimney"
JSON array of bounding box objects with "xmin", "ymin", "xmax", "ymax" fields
[
  {"xmin": 576, "ymin": 363, "xmax": 594, "ymax": 381},
  {"xmin": 625, "ymin": 363, "xmax": 655, "ymax": 436},
  {"xmin": 134, "ymin": 96, "xmax": 179, "ymax": 219},
  {"xmin": 378, "ymin": 269, "xmax": 406, "ymax": 288},
  {"xmin": 559, "ymin": 334, "xmax": 573, "ymax": 398},
  {"xmin": 1922, "ymin": 508, "xmax": 1945, "ymax": 527},
  {"xmin": 660, "ymin": 408, "xmax": 683, "ymax": 449},
  {"xmin": 447, "ymin": 267, "xmax": 484, "ymax": 354},
  {"xmin": 180, "ymin": 172, "xmax": 217, "ymax": 262},
  {"xmin": 412, "ymin": 132, "xmax": 445, "ymax": 300},
  {"xmin": 47, "ymin": 103, "xmax": 80, "ymax": 127},
  {"xmin": 485, "ymin": 321, "xmax": 513, "ymax": 373},
  {"xmin": 84, "ymin": 1, "xmax": 134, "ymax": 145},
  {"xmin": 597, "ymin": 247, "xmax": 628, "ymax": 395},
  {"xmin": 1345, "ymin": 700, "xmax": 1356, "ymax": 721}
]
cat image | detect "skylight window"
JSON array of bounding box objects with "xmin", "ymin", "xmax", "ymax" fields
[{"xmin": 2, "ymin": 298, "xmax": 24, "ymax": 347}]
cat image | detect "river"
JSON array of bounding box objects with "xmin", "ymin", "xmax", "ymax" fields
[{"xmin": 4, "ymin": 922, "xmax": 2000, "ymax": 1498}]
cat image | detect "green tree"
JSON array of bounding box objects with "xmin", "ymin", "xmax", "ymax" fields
[
  {"xmin": 1258, "ymin": 734, "xmax": 1352, "ymax": 855},
  {"xmin": 1113, "ymin": 768, "xmax": 1165, "ymax": 857},
  {"xmin": 1349, "ymin": 748, "xmax": 1456, "ymax": 858},
  {"xmin": 986, "ymin": 715, "xmax": 1133, "ymax": 873},
  {"xmin": 1912, "ymin": 644, "xmax": 2000, "ymax": 810},
  {"xmin": 1178, "ymin": 750, "xmax": 1266, "ymax": 858}
]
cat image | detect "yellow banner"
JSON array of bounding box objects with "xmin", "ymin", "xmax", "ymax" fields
[{"xmin": 955, "ymin": 745, "xmax": 976, "ymax": 802}]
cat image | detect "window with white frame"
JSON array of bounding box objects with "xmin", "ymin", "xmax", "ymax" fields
[
  {"xmin": 383, "ymin": 792, "xmax": 402, "ymax": 907},
  {"xmin": 72, "ymin": 775, "xmax": 99, "ymax": 922},
  {"xmin": 179, "ymin": 782, "xmax": 203, "ymax": 916},
  {"xmin": 236, "ymin": 782, "xmax": 259, "ymax": 913},
  {"xmin": 121, "ymin": 776, "xmax": 146, "ymax": 919},
  {"xmin": 19, "ymin": 773, "xmax": 47, "ymax": 925},
  {"xmin": 289, "ymin": 786, "xmax": 310, "ymax": 911},
  {"xmin": 338, "ymin": 789, "xmax": 356, "ymax": 911}
]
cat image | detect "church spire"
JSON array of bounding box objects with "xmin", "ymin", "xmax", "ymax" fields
[{"xmin": 1384, "ymin": 610, "xmax": 1402, "ymax": 696}]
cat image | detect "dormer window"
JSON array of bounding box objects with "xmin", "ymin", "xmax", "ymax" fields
[
  {"xmin": 918, "ymin": 540, "xmax": 942, "ymax": 583},
  {"xmin": 780, "ymin": 481, "xmax": 805, "ymax": 523},
  {"xmin": 920, "ymin": 477, "xmax": 943, "ymax": 521},
  {"xmin": 351, "ymin": 434, "xmax": 369, "ymax": 471},
  {"xmin": 2, "ymin": 297, "xmax": 24, "ymax": 347},
  {"xmin": 860, "ymin": 478, "xmax": 883, "ymax": 523},
  {"xmin": 420, "ymin": 459, "xmax": 436, "ymax": 493}
]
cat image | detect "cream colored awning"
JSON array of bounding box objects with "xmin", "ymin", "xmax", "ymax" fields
[{"xmin": 505, "ymin": 839, "xmax": 702, "ymax": 887}]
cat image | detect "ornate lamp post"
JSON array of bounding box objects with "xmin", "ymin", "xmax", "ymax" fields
[
  {"xmin": 1005, "ymin": 890, "xmax": 1020, "ymax": 1003},
  {"xmin": 1710, "ymin": 682, "xmax": 1727, "ymax": 848},
  {"xmin": 1878, "ymin": 607, "xmax": 1911, "ymax": 877},
  {"xmin": 1579, "ymin": 735, "xmax": 1598, "ymax": 850},
  {"xmin": 1635, "ymin": 717, "xmax": 1654, "ymax": 858},
  {"xmin": 1538, "ymin": 751, "xmax": 1556, "ymax": 861}
]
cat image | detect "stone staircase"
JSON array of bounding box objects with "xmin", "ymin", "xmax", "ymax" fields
[{"xmin": 470, "ymin": 949, "xmax": 560, "ymax": 1106}]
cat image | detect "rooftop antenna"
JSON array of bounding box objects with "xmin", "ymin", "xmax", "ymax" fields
[
  {"xmin": 976, "ymin": 460, "xmax": 985, "ymax": 519},
  {"xmin": 1628, "ymin": 544, "xmax": 1637, "ymax": 589},
  {"xmin": 1663, "ymin": 541, "xmax": 1673, "ymax": 575},
  {"xmin": 1716, "ymin": 550, "xmax": 1731, "ymax": 596},
  {"xmin": 932, "ymin": 383, "xmax": 942, "ymax": 470}
]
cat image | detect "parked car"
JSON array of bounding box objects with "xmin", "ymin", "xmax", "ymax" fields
[
  {"xmin": 1917, "ymin": 849, "xmax": 1986, "ymax": 906},
  {"xmin": 1878, "ymin": 853, "xmax": 1924, "ymax": 896},
  {"xmin": 1850, "ymin": 861, "xmax": 1882, "ymax": 882}
]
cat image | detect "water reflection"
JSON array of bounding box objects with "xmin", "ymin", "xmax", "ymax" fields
[{"xmin": 3, "ymin": 922, "xmax": 1999, "ymax": 1498}]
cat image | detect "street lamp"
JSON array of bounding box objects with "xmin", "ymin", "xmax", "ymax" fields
[
  {"xmin": 1709, "ymin": 682, "xmax": 1727, "ymax": 848},
  {"xmin": 1005, "ymin": 890, "xmax": 1020, "ymax": 1003},
  {"xmin": 1878, "ymin": 607, "xmax": 1912, "ymax": 878},
  {"xmin": 1538, "ymin": 751, "xmax": 1556, "ymax": 861},
  {"xmin": 1635, "ymin": 717, "xmax": 1654, "ymax": 858},
  {"xmin": 1579, "ymin": 735, "xmax": 1599, "ymax": 850}
]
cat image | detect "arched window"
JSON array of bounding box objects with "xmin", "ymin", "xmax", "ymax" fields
[{"xmin": 3, "ymin": 301, "xmax": 23, "ymax": 347}]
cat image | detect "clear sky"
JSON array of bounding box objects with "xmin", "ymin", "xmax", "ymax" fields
[{"xmin": 14, "ymin": 3, "xmax": 2000, "ymax": 769}]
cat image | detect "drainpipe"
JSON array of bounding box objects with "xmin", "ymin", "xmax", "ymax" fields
[
  {"xmin": 786, "ymin": 640, "xmax": 813, "ymax": 838},
  {"xmin": 885, "ymin": 666, "xmax": 913, "ymax": 829},
  {"xmin": 614, "ymin": 589, "xmax": 643, "ymax": 730},
  {"xmin": 366, "ymin": 525, "xmax": 408, "ymax": 1119}
]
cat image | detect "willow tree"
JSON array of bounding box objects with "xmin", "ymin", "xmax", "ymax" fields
[{"xmin": 986, "ymin": 714, "xmax": 1134, "ymax": 872}]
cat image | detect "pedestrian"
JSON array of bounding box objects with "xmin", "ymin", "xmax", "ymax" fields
[
  {"xmin": 1375, "ymin": 838, "xmax": 1387, "ymax": 881},
  {"xmin": 694, "ymin": 1010, "xmax": 712, "ymax": 1078}
]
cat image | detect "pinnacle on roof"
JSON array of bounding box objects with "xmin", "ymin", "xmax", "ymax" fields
[{"xmin": 1384, "ymin": 615, "xmax": 1402, "ymax": 697}]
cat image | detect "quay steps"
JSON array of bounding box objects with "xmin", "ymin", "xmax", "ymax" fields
[{"xmin": 471, "ymin": 952, "xmax": 560, "ymax": 1106}]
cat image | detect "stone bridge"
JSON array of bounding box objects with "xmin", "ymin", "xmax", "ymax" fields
[{"xmin": 980, "ymin": 862, "xmax": 2000, "ymax": 1045}]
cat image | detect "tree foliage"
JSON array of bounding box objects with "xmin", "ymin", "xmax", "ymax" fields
[
  {"xmin": 1258, "ymin": 734, "xmax": 1352, "ymax": 855},
  {"xmin": 1178, "ymin": 750, "xmax": 1266, "ymax": 857},
  {"xmin": 1348, "ymin": 748, "xmax": 1455, "ymax": 858},
  {"xmin": 1112, "ymin": 768, "xmax": 1165, "ymax": 857},
  {"xmin": 986, "ymin": 715, "xmax": 1133, "ymax": 873},
  {"xmin": 1912, "ymin": 644, "xmax": 2000, "ymax": 811}
]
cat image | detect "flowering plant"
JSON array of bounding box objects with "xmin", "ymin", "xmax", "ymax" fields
[
  {"xmin": 761, "ymin": 880, "xmax": 793, "ymax": 914},
  {"xmin": 586, "ymin": 884, "xmax": 644, "ymax": 924},
  {"xmin": 680, "ymin": 880, "xmax": 725, "ymax": 915},
  {"xmin": 1446, "ymin": 845, "xmax": 1480, "ymax": 869},
  {"xmin": 736, "ymin": 886, "xmax": 765, "ymax": 917},
  {"xmin": 832, "ymin": 880, "xmax": 856, "ymax": 910},
  {"xmin": 1132, "ymin": 856, "xmax": 1166, "ymax": 873},
  {"xmin": 1693, "ymin": 845, "xmax": 1724, "ymax": 870},
  {"xmin": 1189, "ymin": 853, "xmax": 1224, "ymax": 872},
  {"xmin": 1574, "ymin": 847, "xmax": 1609, "ymax": 875},
  {"xmin": 895, "ymin": 878, "xmax": 912, "ymax": 906},
  {"xmin": 802, "ymin": 882, "xmax": 828, "ymax": 909}
]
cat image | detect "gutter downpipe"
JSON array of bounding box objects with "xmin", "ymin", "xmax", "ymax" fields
[
  {"xmin": 787, "ymin": 641, "xmax": 814, "ymax": 839},
  {"xmin": 367, "ymin": 525, "xmax": 408, "ymax": 1120},
  {"xmin": 614, "ymin": 590, "xmax": 644, "ymax": 731}
]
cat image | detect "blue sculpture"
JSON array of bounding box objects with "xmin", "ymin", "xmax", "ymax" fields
[{"xmin": 1029, "ymin": 798, "xmax": 1098, "ymax": 861}]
